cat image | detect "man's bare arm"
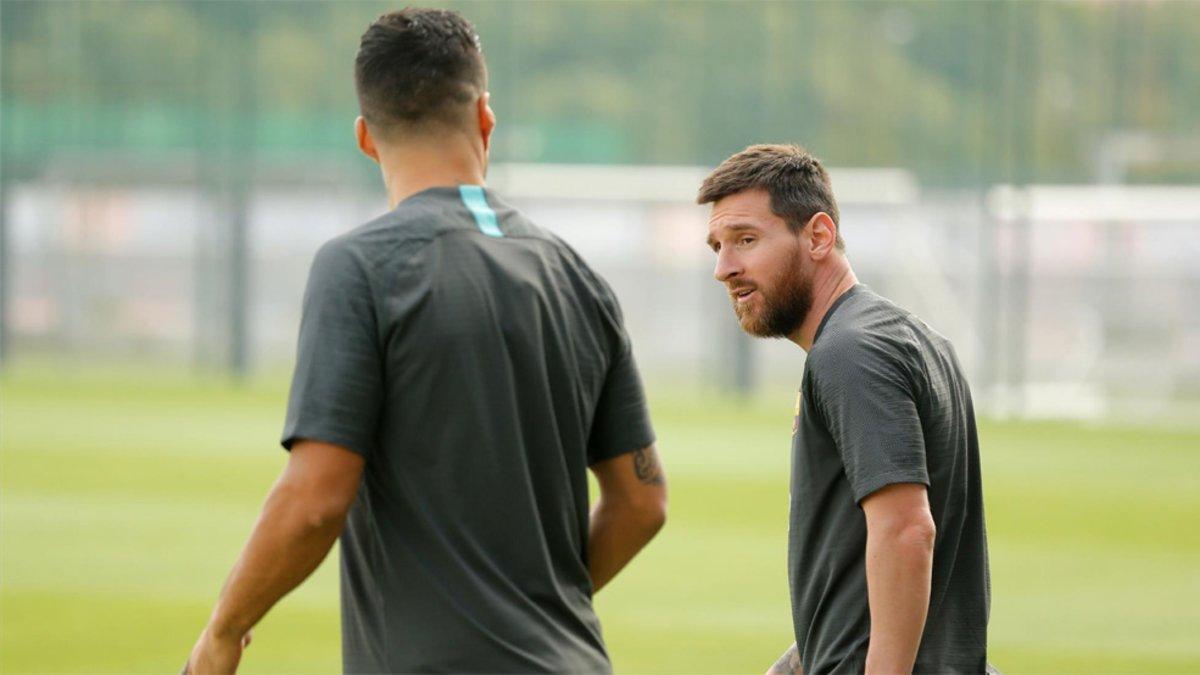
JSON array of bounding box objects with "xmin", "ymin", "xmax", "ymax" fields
[
  {"xmin": 861, "ymin": 482, "xmax": 936, "ymax": 674},
  {"xmin": 587, "ymin": 445, "xmax": 667, "ymax": 592},
  {"xmin": 186, "ymin": 440, "xmax": 365, "ymax": 674},
  {"xmin": 766, "ymin": 643, "xmax": 802, "ymax": 675}
]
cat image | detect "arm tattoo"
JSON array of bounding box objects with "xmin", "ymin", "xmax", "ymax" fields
[
  {"xmin": 768, "ymin": 643, "xmax": 802, "ymax": 675},
  {"xmin": 632, "ymin": 446, "xmax": 664, "ymax": 485}
]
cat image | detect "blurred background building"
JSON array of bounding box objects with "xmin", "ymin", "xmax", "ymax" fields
[{"xmin": 2, "ymin": 0, "xmax": 1199, "ymax": 423}]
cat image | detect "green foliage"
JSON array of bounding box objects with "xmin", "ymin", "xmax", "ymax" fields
[
  {"xmin": 2, "ymin": 1, "xmax": 1198, "ymax": 184},
  {"xmin": 2, "ymin": 365, "xmax": 1199, "ymax": 672}
]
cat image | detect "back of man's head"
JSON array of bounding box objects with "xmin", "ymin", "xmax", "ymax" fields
[{"xmin": 355, "ymin": 8, "xmax": 486, "ymax": 139}]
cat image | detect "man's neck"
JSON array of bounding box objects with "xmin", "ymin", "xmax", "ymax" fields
[
  {"xmin": 378, "ymin": 133, "xmax": 487, "ymax": 209},
  {"xmin": 789, "ymin": 260, "xmax": 859, "ymax": 352}
]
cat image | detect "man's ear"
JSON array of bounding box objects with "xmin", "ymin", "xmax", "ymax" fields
[
  {"xmin": 806, "ymin": 212, "xmax": 839, "ymax": 260},
  {"xmin": 478, "ymin": 92, "xmax": 496, "ymax": 153},
  {"xmin": 355, "ymin": 116, "xmax": 380, "ymax": 163}
]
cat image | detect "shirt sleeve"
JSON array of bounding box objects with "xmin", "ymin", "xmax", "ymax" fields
[
  {"xmin": 281, "ymin": 239, "xmax": 384, "ymax": 459},
  {"xmin": 812, "ymin": 336, "xmax": 928, "ymax": 503},
  {"xmin": 586, "ymin": 293, "xmax": 656, "ymax": 465}
]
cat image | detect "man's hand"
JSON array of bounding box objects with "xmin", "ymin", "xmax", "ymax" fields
[
  {"xmin": 185, "ymin": 628, "xmax": 252, "ymax": 674},
  {"xmin": 766, "ymin": 642, "xmax": 802, "ymax": 675}
]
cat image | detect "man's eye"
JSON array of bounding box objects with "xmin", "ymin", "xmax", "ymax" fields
[{"xmin": 739, "ymin": 237, "xmax": 755, "ymax": 246}]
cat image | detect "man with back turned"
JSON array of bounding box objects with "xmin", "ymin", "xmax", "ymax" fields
[
  {"xmin": 186, "ymin": 9, "xmax": 667, "ymax": 673},
  {"xmin": 699, "ymin": 144, "xmax": 991, "ymax": 674}
]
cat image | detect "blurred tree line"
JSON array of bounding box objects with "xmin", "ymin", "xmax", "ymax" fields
[{"xmin": 2, "ymin": 0, "xmax": 1198, "ymax": 186}]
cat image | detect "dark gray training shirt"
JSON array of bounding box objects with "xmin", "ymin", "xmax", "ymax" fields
[
  {"xmin": 790, "ymin": 285, "xmax": 990, "ymax": 674},
  {"xmin": 281, "ymin": 185, "xmax": 655, "ymax": 673}
]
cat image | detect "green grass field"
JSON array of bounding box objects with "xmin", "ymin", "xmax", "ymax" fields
[{"xmin": 2, "ymin": 363, "xmax": 1199, "ymax": 673}]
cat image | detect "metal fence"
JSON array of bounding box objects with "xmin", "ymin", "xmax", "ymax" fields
[{"xmin": 5, "ymin": 163, "xmax": 1199, "ymax": 424}]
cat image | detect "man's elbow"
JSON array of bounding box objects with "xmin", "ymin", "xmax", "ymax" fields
[
  {"xmin": 904, "ymin": 519, "xmax": 936, "ymax": 551},
  {"xmin": 868, "ymin": 508, "xmax": 936, "ymax": 551},
  {"xmin": 643, "ymin": 489, "xmax": 668, "ymax": 535},
  {"xmin": 300, "ymin": 501, "xmax": 352, "ymax": 533},
  {"xmin": 624, "ymin": 487, "xmax": 669, "ymax": 536},
  {"xmin": 889, "ymin": 516, "xmax": 936, "ymax": 554},
  {"xmin": 272, "ymin": 481, "xmax": 354, "ymax": 535}
]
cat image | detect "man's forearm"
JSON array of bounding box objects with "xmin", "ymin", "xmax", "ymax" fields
[
  {"xmin": 863, "ymin": 524, "xmax": 934, "ymax": 673},
  {"xmin": 587, "ymin": 496, "xmax": 664, "ymax": 592},
  {"xmin": 206, "ymin": 479, "xmax": 348, "ymax": 639}
]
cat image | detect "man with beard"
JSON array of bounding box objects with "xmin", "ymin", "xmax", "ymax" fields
[
  {"xmin": 185, "ymin": 8, "xmax": 666, "ymax": 673},
  {"xmin": 699, "ymin": 145, "xmax": 991, "ymax": 674}
]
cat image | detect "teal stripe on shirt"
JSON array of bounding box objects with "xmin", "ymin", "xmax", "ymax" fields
[{"xmin": 459, "ymin": 185, "xmax": 503, "ymax": 238}]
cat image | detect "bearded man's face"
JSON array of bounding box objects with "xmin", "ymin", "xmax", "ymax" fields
[{"xmin": 707, "ymin": 189, "xmax": 815, "ymax": 339}]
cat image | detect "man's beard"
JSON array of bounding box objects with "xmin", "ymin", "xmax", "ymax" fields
[{"xmin": 734, "ymin": 253, "xmax": 813, "ymax": 339}]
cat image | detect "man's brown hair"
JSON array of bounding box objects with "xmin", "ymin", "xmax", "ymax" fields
[
  {"xmin": 697, "ymin": 144, "xmax": 843, "ymax": 249},
  {"xmin": 354, "ymin": 8, "xmax": 486, "ymax": 135}
]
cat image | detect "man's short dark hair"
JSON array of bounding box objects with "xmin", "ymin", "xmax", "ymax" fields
[
  {"xmin": 697, "ymin": 144, "xmax": 843, "ymax": 249},
  {"xmin": 354, "ymin": 8, "xmax": 486, "ymax": 135}
]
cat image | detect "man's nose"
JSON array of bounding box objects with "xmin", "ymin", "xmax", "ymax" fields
[{"xmin": 713, "ymin": 250, "xmax": 742, "ymax": 284}]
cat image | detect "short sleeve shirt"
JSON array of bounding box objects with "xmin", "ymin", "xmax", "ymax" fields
[
  {"xmin": 281, "ymin": 186, "xmax": 655, "ymax": 673},
  {"xmin": 789, "ymin": 286, "xmax": 991, "ymax": 673}
]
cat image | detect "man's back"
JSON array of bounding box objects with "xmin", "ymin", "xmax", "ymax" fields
[
  {"xmin": 791, "ymin": 286, "xmax": 990, "ymax": 673},
  {"xmin": 283, "ymin": 186, "xmax": 654, "ymax": 672},
  {"xmin": 185, "ymin": 11, "xmax": 663, "ymax": 673}
]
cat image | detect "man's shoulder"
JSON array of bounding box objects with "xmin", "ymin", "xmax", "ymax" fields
[
  {"xmin": 317, "ymin": 201, "xmax": 448, "ymax": 276},
  {"xmin": 806, "ymin": 323, "xmax": 875, "ymax": 382},
  {"xmin": 806, "ymin": 290, "xmax": 922, "ymax": 379},
  {"xmin": 339, "ymin": 189, "xmax": 567, "ymax": 260},
  {"xmin": 808, "ymin": 292, "xmax": 879, "ymax": 365}
]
